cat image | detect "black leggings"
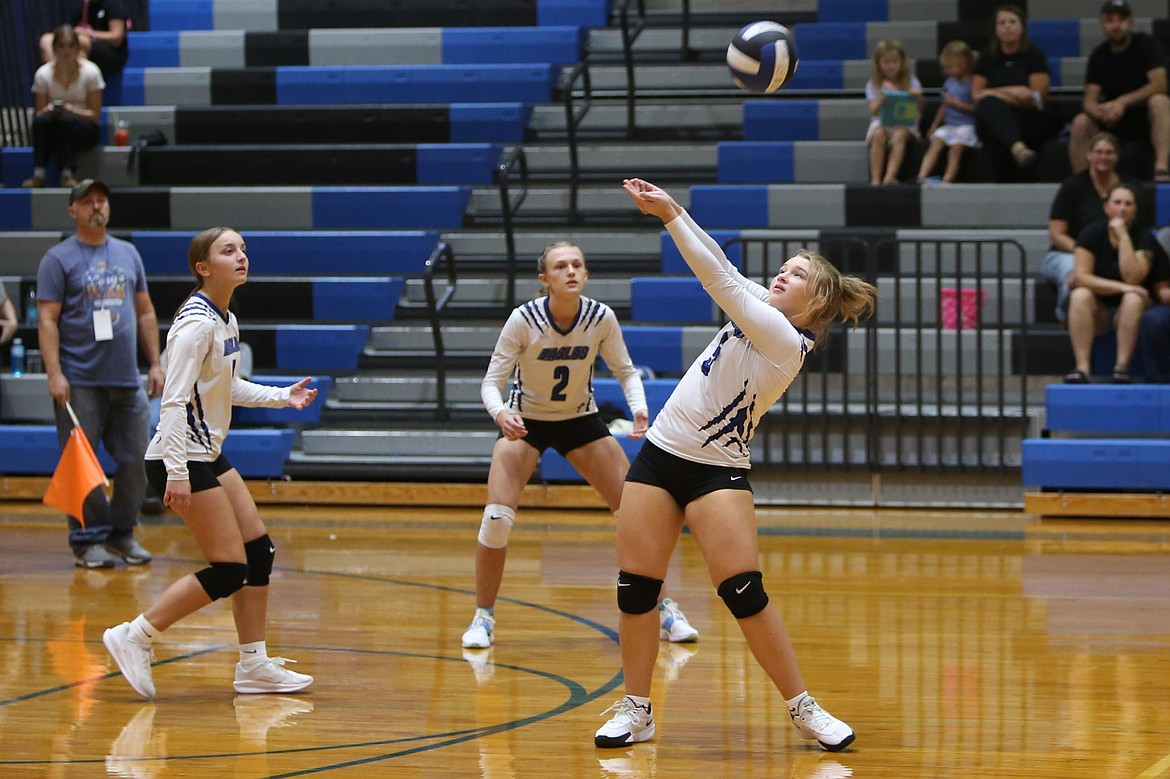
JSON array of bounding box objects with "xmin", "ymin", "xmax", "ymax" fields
[{"xmin": 31, "ymin": 111, "xmax": 100, "ymax": 170}]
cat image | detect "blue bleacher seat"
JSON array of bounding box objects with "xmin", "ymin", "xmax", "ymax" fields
[
  {"xmin": 816, "ymin": 0, "xmax": 889, "ymax": 23},
  {"xmin": 621, "ymin": 327, "xmax": 686, "ymax": 375},
  {"xmin": 441, "ymin": 27, "xmax": 585, "ymax": 66},
  {"xmin": 312, "ymin": 278, "xmax": 404, "ymax": 322},
  {"xmin": 273, "ymin": 325, "xmax": 370, "ymax": 372},
  {"xmin": 743, "ymin": 101, "xmax": 820, "ymax": 142},
  {"xmin": 1022, "ymin": 385, "xmax": 1170, "ymax": 491},
  {"xmin": 0, "ymin": 190, "xmax": 32, "ymax": 229},
  {"xmin": 132, "ymin": 231, "xmax": 438, "ymax": 275},
  {"xmin": 0, "ymin": 426, "xmax": 293, "ymax": 479},
  {"xmin": 1045, "ymin": 385, "xmax": 1170, "ymax": 433},
  {"xmin": 718, "ymin": 142, "xmax": 796, "ymax": 184},
  {"xmin": 274, "ymin": 64, "xmax": 557, "ymax": 105},
  {"xmin": 311, "ymin": 187, "xmax": 470, "ymax": 228},
  {"xmin": 689, "ymin": 186, "xmax": 770, "ymax": 228},
  {"xmin": 591, "ymin": 378, "xmax": 677, "ymax": 419},
  {"xmin": 148, "ymin": 0, "xmax": 214, "ymax": 31},
  {"xmin": 792, "ymin": 22, "xmax": 868, "ymax": 60},
  {"xmin": 536, "ymin": 0, "xmax": 609, "ymax": 27},
  {"xmin": 631, "ymin": 278, "xmax": 715, "ymax": 322}
]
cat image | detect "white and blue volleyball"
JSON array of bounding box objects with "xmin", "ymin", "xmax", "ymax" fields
[{"xmin": 726, "ymin": 21, "xmax": 799, "ymax": 94}]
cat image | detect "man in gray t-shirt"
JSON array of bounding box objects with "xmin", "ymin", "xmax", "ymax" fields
[{"xmin": 37, "ymin": 179, "xmax": 165, "ymax": 568}]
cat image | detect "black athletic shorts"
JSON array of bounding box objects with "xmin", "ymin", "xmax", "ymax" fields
[
  {"xmin": 626, "ymin": 439, "xmax": 753, "ymax": 509},
  {"xmin": 513, "ymin": 412, "xmax": 612, "ymax": 456},
  {"xmin": 145, "ymin": 454, "xmax": 234, "ymax": 495}
]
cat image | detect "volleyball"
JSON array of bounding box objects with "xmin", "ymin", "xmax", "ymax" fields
[{"xmin": 726, "ymin": 21, "xmax": 799, "ymax": 94}]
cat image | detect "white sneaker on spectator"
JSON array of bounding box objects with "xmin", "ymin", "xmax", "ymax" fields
[
  {"xmin": 789, "ymin": 695, "xmax": 855, "ymax": 752},
  {"xmin": 461, "ymin": 608, "xmax": 495, "ymax": 649},
  {"xmin": 658, "ymin": 598, "xmax": 699, "ymax": 643},
  {"xmin": 233, "ymin": 657, "xmax": 313, "ymax": 694},
  {"xmin": 594, "ymin": 697, "xmax": 655, "ymax": 748},
  {"xmin": 102, "ymin": 623, "xmax": 156, "ymax": 699}
]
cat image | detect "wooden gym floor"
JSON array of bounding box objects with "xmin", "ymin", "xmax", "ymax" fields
[{"xmin": 1, "ymin": 499, "xmax": 1169, "ymax": 778}]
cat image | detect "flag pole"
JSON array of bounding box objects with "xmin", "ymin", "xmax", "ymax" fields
[{"xmin": 65, "ymin": 400, "xmax": 82, "ymax": 430}]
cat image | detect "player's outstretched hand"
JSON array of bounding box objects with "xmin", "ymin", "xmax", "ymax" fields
[
  {"xmin": 629, "ymin": 409, "xmax": 649, "ymax": 440},
  {"xmin": 623, "ymin": 178, "xmax": 683, "ymax": 222},
  {"xmin": 287, "ymin": 378, "xmax": 318, "ymax": 410}
]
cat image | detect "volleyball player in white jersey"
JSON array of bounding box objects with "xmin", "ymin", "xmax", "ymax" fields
[
  {"xmin": 102, "ymin": 227, "xmax": 318, "ymax": 699},
  {"xmin": 594, "ymin": 180, "xmax": 877, "ymax": 752},
  {"xmin": 461, "ymin": 242, "xmax": 699, "ymax": 650}
]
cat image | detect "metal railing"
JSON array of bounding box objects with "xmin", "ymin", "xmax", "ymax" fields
[
  {"xmin": 723, "ymin": 235, "xmax": 1032, "ymax": 473},
  {"xmin": 559, "ymin": 60, "xmax": 592, "ymax": 225},
  {"xmin": 421, "ymin": 242, "xmax": 457, "ymax": 421},
  {"xmin": 615, "ymin": 0, "xmax": 647, "ymax": 139},
  {"xmin": 496, "ymin": 145, "xmax": 528, "ymax": 311}
]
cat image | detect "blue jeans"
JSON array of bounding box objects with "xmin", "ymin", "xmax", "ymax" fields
[
  {"xmin": 52, "ymin": 384, "xmax": 151, "ymax": 552},
  {"xmin": 1040, "ymin": 250, "xmax": 1075, "ymax": 323},
  {"xmin": 1140, "ymin": 304, "xmax": 1170, "ymax": 383}
]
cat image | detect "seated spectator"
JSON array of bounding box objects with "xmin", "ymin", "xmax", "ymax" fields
[
  {"xmin": 39, "ymin": 0, "xmax": 129, "ymax": 79},
  {"xmin": 972, "ymin": 4, "xmax": 1055, "ymax": 181},
  {"xmin": 1064, "ymin": 183, "xmax": 1168, "ymax": 383},
  {"xmin": 1042, "ymin": 132, "xmax": 1124, "ymax": 322},
  {"xmin": 1139, "ymin": 227, "xmax": 1170, "ymax": 382},
  {"xmin": 1068, "ymin": 0, "xmax": 1170, "ymax": 182},
  {"xmin": 917, "ymin": 40, "xmax": 980, "ymax": 185},
  {"xmin": 22, "ymin": 26, "xmax": 104, "ymax": 189},
  {"xmin": 864, "ymin": 39, "xmax": 923, "ymax": 186},
  {"xmin": 0, "ymin": 281, "xmax": 17, "ymax": 346}
]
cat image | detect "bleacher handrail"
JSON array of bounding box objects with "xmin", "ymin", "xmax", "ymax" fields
[
  {"xmin": 615, "ymin": 0, "xmax": 647, "ymax": 139},
  {"xmin": 422, "ymin": 241, "xmax": 457, "ymax": 421},
  {"xmin": 497, "ymin": 145, "xmax": 528, "ymax": 311},
  {"xmin": 559, "ymin": 60, "xmax": 592, "ymax": 225}
]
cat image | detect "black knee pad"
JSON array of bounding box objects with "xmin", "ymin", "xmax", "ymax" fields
[
  {"xmin": 243, "ymin": 534, "xmax": 276, "ymax": 586},
  {"xmin": 194, "ymin": 562, "xmax": 249, "ymax": 600},
  {"xmin": 717, "ymin": 571, "xmax": 768, "ymax": 619},
  {"xmin": 617, "ymin": 570, "xmax": 663, "ymax": 614}
]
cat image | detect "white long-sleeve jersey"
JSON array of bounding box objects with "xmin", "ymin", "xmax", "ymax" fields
[
  {"xmin": 481, "ymin": 295, "xmax": 647, "ymax": 422},
  {"xmin": 146, "ymin": 293, "xmax": 289, "ymax": 480},
  {"xmin": 646, "ymin": 211, "xmax": 813, "ymax": 468}
]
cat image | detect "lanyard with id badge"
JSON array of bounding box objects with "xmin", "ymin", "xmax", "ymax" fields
[{"xmin": 83, "ymin": 241, "xmax": 116, "ymax": 342}]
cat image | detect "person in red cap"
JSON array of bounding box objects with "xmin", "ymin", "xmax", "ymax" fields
[{"xmin": 1068, "ymin": 0, "xmax": 1170, "ymax": 182}]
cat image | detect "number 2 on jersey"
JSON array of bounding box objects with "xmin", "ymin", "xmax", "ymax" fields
[{"xmin": 550, "ymin": 365, "xmax": 569, "ymax": 401}]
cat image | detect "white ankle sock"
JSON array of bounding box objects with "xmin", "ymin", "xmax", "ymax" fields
[
  {"xmin": 130, "ymin": 614, "xmax": 159, "ymax": 644},
  {"xmin": 625, "ymin": 694, "xmax": 651, "ymax": 709},
  {"xmin": 240, "ymin": 640, "xmax": 268, "ymax": 668},
  {"xmin": 785, "ymin": 691, "xmax": 810, "ymax": 712}
]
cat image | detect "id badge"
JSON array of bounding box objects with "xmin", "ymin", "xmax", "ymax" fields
[{"xmin": 93, "ymin": 309, "xmax": 113, "ymax": 341}]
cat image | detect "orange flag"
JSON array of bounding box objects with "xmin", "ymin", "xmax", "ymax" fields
[{"xmin": 42, "ymin": 404, "xmax": 108, "ymax": 528}]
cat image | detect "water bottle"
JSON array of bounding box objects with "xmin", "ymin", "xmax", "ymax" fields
[
  {"xmin": 24, "ymin": 286, "xmax": 38, "ymax": 325},
  {"xmin": 10, "ymin": 338, "xmax": 25, "ymax": 376}
]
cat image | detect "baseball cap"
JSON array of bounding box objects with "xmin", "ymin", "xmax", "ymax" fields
[
  {"xmin": 68, "ymin": 178, "xmax": 110, "ymax": 204},
  {"xmin": 1100, "ymin": 0, "xmax": 1131, "ymax": 16}
]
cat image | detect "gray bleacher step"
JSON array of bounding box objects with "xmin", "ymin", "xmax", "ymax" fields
[
  {"xmin": 521, "ymin": 143, "xmax": 718, "ymax": 179},
  {"xmin": 465, "ymin": 186, "xmax": 691, "ymax": 229},
  {"xmin": 401, "ymin": 275, "xmax": 632, "ymax": 307},
  {"xmin": 367, "ymin": 323, "xmax": 502, "ymax": 355},
  {"xmin": 529, "ymin": 100, "xmax": 748, "ymax": 139},
  {"xmin": 330, "ymin": 373, "xmax": 484, "ymax": 405},
  {"xmin": 439, "ymin": 230, "xmax": 662, "ymax": 259},
  {"xmin": 298, "ymin": 428, "xmax": 498, "ymax": 458}
]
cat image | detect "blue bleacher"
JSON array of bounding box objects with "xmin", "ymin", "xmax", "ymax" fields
[
  {"xmin": 0, "ymin": 425, "xmax": 295, "ymax": 479},
  {"xmin": 1022, "ymin": 385, "xmax": 1170, "ymax": 491},
  {"xmin": 131, "ymin": 231, "xmax": 438, "ymax": 275},
  {"xmin": 631, "ymin": 278, "xmax": 717, "ymax": 323}
]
